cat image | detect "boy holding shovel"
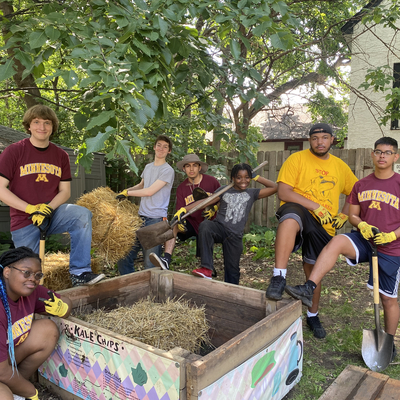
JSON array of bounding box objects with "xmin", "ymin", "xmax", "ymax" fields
[
  {"xmin": 116, "ymin": 135, "xmax": 175, "ymax": 274},
  {"xmin": 0, "ymin": 105, "xmax": 104, "ymax": 287},
  {"xmin": 149, "ymin": 154, "xmax": 220, "ymax": 271},
  {"xmin": 285, "ymin": 137, "xmax": 400, "ymax": 360},
  {"xmin": 190, "ymin": 163, "xmax": 277, "ymax": 284}
]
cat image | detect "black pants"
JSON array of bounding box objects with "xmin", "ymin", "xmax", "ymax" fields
[{"xmin": 198, "ymin": 220, "xmax": 243, "ymax": 284}]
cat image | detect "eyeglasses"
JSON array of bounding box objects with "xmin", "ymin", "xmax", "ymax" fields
[
  {"xmin": 373, "ymin": 150, "xmax": 396, "ymax": 156},
  {"xmin": 10, "ymin": 266, "xmax": 44, "ymax": 280}
]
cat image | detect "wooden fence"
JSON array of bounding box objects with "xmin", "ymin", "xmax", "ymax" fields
[{"xmin": 110, "ymin": 148, "xmax": 376, "ymax": 232}]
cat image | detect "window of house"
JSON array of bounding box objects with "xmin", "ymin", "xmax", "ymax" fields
[
  {"xmin": 285, "ymin": 141, "xmax": 303, "ymax": 153},
  {"xmin": 391, "ymin": 63, "xmax": 400, "ymax": 130}
]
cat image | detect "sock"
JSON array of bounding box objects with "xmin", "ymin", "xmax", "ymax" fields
[
  {"xmin": 164, "ymin": 253, "xmax": 172, "ymax": 265},
  {"xmin": 306, "ymin": 280, "xmax": 317, "ymax": 290},
  {"xmin": 307, "ymin": 310, "xmax": 318, "ymax": 318},
  {"xmin": 273, "ymin": 268, "xmax": 287, "ymax": 278}
]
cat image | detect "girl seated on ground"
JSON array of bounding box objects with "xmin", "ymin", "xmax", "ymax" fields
[
  {"xmin": 0, "ymin": 246, "xmax": 72, "ymax": 400},
  {"xmin": 191, "ymin": 163, "xmax": 277, "ymax": 284}
]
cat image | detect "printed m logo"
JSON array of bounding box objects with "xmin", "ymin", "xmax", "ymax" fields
[
  {"xmin": 369, "ymin": 201, "xmax": 381, "ymax": 210},
  {"xmin": 36, "ymin": 174, "xmax": 48, "ymax": 182}
]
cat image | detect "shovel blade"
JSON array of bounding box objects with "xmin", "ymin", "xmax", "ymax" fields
[
  {"xmin": 136, "ymin": 220, "xmax": 175, "ymax": 250},
  {"xmin": 362, "ymin": 328, "xmax": 393, "ymax": 372}
]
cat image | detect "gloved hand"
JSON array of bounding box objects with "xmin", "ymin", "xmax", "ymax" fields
[
  {"xmin": 312, "ymin": 205, "xmax": 332, "ymax": 225},
  {"xmin": 332, "ymin": 213, "xmax": 348, "ymax": 229},
  {"xmin": 174, "ymin": 207, "xmax": 187, "ymax": 232},
  {"xmin": 25, "ymin": 203, "xmax": 53, "ymax": 216},
  {"xmin": 116, "ymin": 189, "xmax": 128, "ymax": 200},
  {"xmin": 251, "ymin": 171, "xmax": 260, "ymax": 181},
  {"xmin": 202, "ymin": 204, "xmax": 218, "ymax": 220},
  {"xmin": 40, "ymin": 291, "xmax": 69, "ymax": 318},
  {"xmin": 26, "ymin": 388, "xmax": 39, "ymax": 399},
  {"xmin": 357, "ymin": 221, "xmax": 378, "ymax": 240},
  {"xmin": 373, "ymin": 231, "xmax": 397, "ymax": 245}
]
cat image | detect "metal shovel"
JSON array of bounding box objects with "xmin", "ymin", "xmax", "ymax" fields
[
  {"xmin": 361, "ymin": 230, "xmax": 394, "ymax": 372},
  {"xmin": 136, "ymin": 160, "xmax": 268, "ymax": 250}
]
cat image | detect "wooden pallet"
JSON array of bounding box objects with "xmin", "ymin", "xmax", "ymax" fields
[{"xmin": 319, "ymin": 365, "xmax": 400, "ymax": 400}]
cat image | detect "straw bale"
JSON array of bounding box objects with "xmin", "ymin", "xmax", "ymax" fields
[
  {"xmin": 42, "ymin": 252, "xmax": 103, "ymax": 291},
  {"xmin": 80, "ymin": 297, "xmax": 212, "ymax": 354},
  {"xmin": 76, "ymin": 187, "xmax": 142, "ymax": 265}
]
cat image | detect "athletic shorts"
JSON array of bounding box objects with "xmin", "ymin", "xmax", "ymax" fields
[
  {"xmin": 177, "ymin": 219, "xmax": 200, "ymax": 257},
  {"xmin": 276, "ymin": 202, "xmax": 333, "ymax": 264},
  {"xmin": 343, "ymin": 231, "xmax": 400, "ymax": 298}
]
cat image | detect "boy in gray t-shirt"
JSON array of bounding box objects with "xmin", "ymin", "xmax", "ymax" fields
[
  {"xmin": 191, "ymin": 163, "xmax": 277, "ymax": 284},
  {"xmin": 116, "ymin": 135, "xmax": 174, "ymax": 274}
]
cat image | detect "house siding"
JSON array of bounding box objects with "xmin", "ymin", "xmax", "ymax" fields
[{"xmin": 347, "ymin": 0, "xmax": 400, "ymax": 148}]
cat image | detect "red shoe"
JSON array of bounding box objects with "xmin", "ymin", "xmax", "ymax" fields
[{"xmin": 192, "ymin": 267, "xmax": 212, "ymax": 279}]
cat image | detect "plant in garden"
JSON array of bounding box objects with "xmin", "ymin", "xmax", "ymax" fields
[{"xmin": 243, "ymin": 224, "xmax": 276, "ymax": 260}]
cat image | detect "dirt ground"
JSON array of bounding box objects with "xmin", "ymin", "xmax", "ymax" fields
[{"xmin": 33, "ymin": 248, "xmax": 398, "ymax": 399}]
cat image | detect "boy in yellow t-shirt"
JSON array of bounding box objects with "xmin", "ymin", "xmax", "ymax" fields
[{"xmin": 265, "ymin": 123, "xmax": 358, "ymax": 338}]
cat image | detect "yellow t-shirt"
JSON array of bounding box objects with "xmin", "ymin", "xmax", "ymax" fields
[{"xmin": 278, "ymin": 149, "xmax": 358, "ymax": 236}]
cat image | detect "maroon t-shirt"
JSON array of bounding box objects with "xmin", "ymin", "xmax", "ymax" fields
[
  {"xmin": 0, "ymin": 138, "xmax": 72, "ymax": 231},
  {"xmin": 348, "ymin": 172, "xmax": 400, "ymax": 256},
  {"xmin": 0, "ymin": 285, "xmax": 60, "ymax": 363},
  {"xmin": 176, "ymin": 174, "xmax": 220, "ymax": 233}
]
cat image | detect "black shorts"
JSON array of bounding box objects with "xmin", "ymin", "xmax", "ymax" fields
[
  {"xmin": 177, "ymin": 219, "xmax": 200, "ymax": 257},
  {"xmin": 276, "ymin": 202, "xmax": 333, "ymax": 264}
]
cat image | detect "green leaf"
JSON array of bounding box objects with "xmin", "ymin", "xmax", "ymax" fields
[
  {"xmin": 0, "ymin": 59, "xmax": 16, "ymax": 81},
  {"xmin": 252, "ymin": 20, "xmax": 271, "ymax": 37},
  {"xmin": 13, "ymin": 50, "xmax": 32, "ymax": 71},
  {"xmin": 255, "ymin": 93, "xmax": 270, "ymax": 106},
  {"xmin": 139, "ymin": 60, "xmax": 158, "ymax": 74},
  {"xmin": 230, "ymin": 39, "xmax": 241, "ymax": 60},
  {"xmin": 86, "ymin": 127, "xmax": 115, "ymax": 153},
  {"xmin": 29, "ymin": 31, "xmax": 47, "ymax": 49},
  {"xmin": 45, "ymin": 26, "xmax": 60, "ymax": 41},
  {"xmin": 270, "ymin": 31, "xmax": 292, "ymax": 50},
  {"xmin": 114, "ymin": 140, "xmax": 138, "ymax": 174},
  {"xmin": 86, "ymin": 111, "xmax": 116, "ymax": 131},
  {"xmin": 249, "ymin": 68, "xmax": 262, "ymax": 82},
  {"xmin": 158, "ymin": 16, "xmax": 169, "ymax": 37},
  {"xmin": 126, "ymin": 125, "xmax": 145, "ymax": 148},
  {"xmin": 74, "ymin": 113, "xmax": 89, "ymax": 130},
  {"xmin": 128, "ymin": 109, "xmax": 147, "ymax": 129},
  {"xmin": 272, "ymin": 1, "xmax": 288, "ymax": 16},
  {"xmin": 124, "ymin": 94, "xmax": 141, "ymax": 110},
  {"xmin": 144, "ymin": 89, "xmax": 159, "ymax": 111},
  {"xmin": 60, "ymin": 70, "xmax": 79, "ymax": 88}
]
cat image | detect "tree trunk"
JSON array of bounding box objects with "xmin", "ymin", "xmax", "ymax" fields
[{"xmin": 0, "ymin": 1, "xmax": 41, "ymax": 109}]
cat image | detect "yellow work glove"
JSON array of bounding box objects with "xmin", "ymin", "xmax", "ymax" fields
[
  {"xmin": 252, "ymin": 173, "xmax": 260, "ymax": 181},
  {"xmin": 312, "ymin": 205, "xmax": 332, "ymax": 225},
  {"xmin": 25, "ymin": 203, "xmax": 53, "ymax": 216},
  {"xmin": 26, "ymin": 388, "xmax": 39, "ymax": 400},
  {"xmin": 373, "ymin": 231, "xmax": 397, "ymax": 245},
  {"xmin": 174, "ymin": 207, "xmax": 187, "ymax": 232},
  {"xmin": 202, "ymin": 204, "xmax": 218, "ymax": 220},
  {"xmin": 116, "ymin": 189, "xmax": 128, "ymax": 200},
  {"xmin": 332, "ymin": 213, "xmax": 348, "ymax": 229},
  {"xmin": 40, "ymin": 291, "xmax": 69, "ymax": 318},
  {"xmin": 357, "ymin": 221, "xmax": 378, "ymax": 240},
  {"xmin": 31, "ymin": 213, "xmax": 52, "ymax": 227}
]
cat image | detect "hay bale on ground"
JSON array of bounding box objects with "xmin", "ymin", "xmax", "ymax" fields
[
  {"xmin": 43, "ymin": 252, "xmax": 103, "ymax": 291},
  {"xmin": 76, "ymin": 187, "xmax": 142, "ymax": 265},
  {"xmin": 80, "ymin": 297, "xmax": 212, "ymax": 354}
]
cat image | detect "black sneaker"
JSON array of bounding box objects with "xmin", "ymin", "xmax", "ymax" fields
[
  {"xmin": 392, "ymin": 344, "xmax": 397, "ymax": 362},
  {"xmin": 71, "ymin": 272, "xmax": 105, "ymax": 287},
  {"xmin": 306, "ymin": 315, "xmax": 326, "ymax": 339},
  {"xmin": 265, "ymin": 274, "xmax": 286, "ymax": 300},
  {"xmin": 212, "ymin": 268, "xmax": 217, "ymax": 278},
  {"xmin": 285, "ymin": 283, "xmax": 314, "ymax": 308},
  {"xmin": 149, "ymin": 253, "xmax": 170, "ymax": 270}
]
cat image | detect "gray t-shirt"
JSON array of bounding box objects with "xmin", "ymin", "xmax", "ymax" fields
[
  {"xmin": 138, "ymin": 162, "xmax": 174, "ymax": 218},
  {"xmin": 215, "ymin": 186, "xmax": 261, "ymax": 236}
]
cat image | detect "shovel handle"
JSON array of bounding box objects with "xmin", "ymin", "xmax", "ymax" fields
[{"xmin": 173, "ymin": 160, "xmax": 269, "ymax": 226}]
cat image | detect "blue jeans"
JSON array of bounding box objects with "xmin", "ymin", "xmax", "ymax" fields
[
  {"xmin": 117, "ymin": 216, "xmax": 162, "ymax": 275},
  {"xmin": 12, "ymin": 204, "xmax": 93, "ymax": 276}
]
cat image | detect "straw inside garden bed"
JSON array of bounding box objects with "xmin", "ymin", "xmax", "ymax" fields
[{"xmin": 79, "ymin": 297, "xmax": 212, "ymax": 354}]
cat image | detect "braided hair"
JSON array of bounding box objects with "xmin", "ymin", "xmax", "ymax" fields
[
  {"xmin": 230, "ymin": 163, "xmax": 252, "ymax": 180},
  {"xmin": 0, "ymin": 247, "xmax": 41, "ymax": 374}
]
